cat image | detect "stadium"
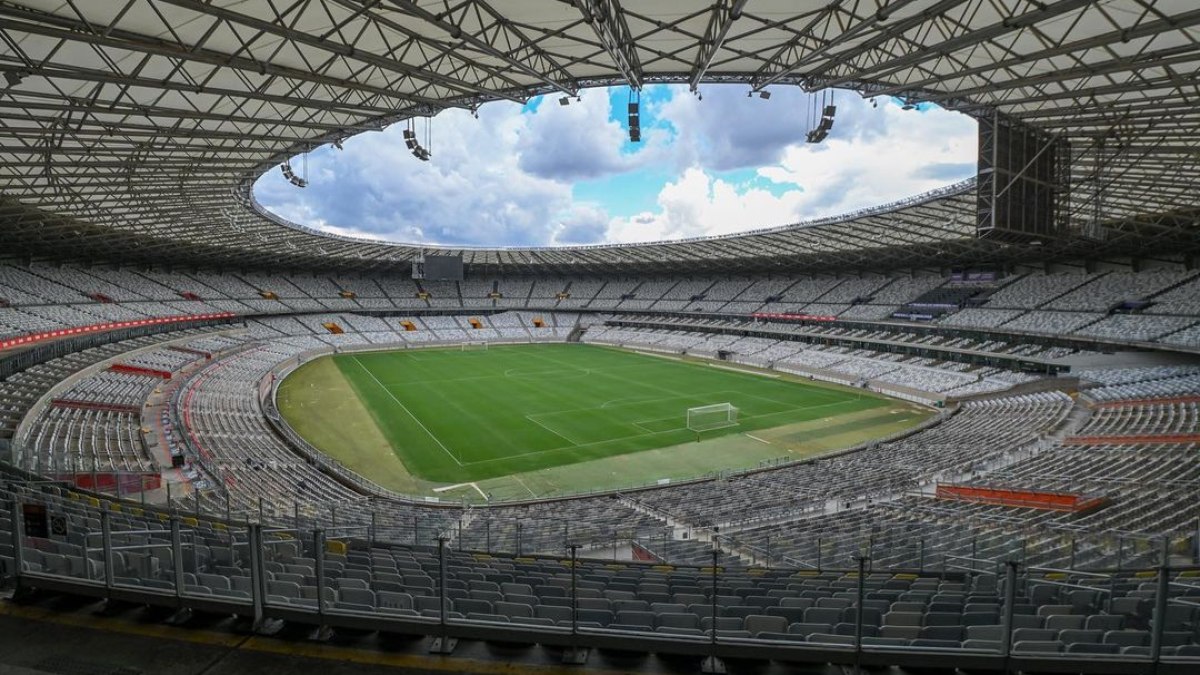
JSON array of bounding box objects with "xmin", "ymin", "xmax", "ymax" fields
[{"xmin": 0, "ymin": 1, "xmax": 1199, "ymax": 673}]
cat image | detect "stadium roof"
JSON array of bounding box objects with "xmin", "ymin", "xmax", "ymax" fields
[{"xmin": 1, "ymin": 0, "xmax": 1198, "ymax": 274}]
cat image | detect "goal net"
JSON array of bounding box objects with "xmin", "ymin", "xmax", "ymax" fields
[
  {"xmin": 687, "ymin": 403, "xmax": 739, "ymax": 433},
  {"xmin": 460, "ymin": 341, "xmax": 489, "ymax": 351}
]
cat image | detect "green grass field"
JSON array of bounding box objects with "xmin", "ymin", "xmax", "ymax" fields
[{"xmin": 277, "ymin": 343, "xmax": 931, "ymax": 500}]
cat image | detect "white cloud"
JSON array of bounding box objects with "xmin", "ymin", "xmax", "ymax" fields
[
  {"xmin": 760, "ymin": 98, "xmax": 977, "ymax": 217},
  {"xmin": 602, "ymin": 95, "xmax": 977, "ymax": 244},
  {"xmin": 254, "ymin": 85, "xmax": 978, "ymax": 247},
  {"xmin": 655, "ymin": 84, "xmax": 811, "ymax": 171},
  {"xmin": 551, "ymin": 204, "xmax": 611, "ymax": 244},
  {"xmin": 516, "ymin": 92, "xmax": 633, "ymax": 181},
  {"xmin": 257, "ymin": 100, "xmax": 576, "ymax": 247},
  {"xmin": 606, "ymin": 168, "xmax": 806, "ymax": 243}
]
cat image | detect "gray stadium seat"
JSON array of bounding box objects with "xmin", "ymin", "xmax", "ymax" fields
[
  {"xmin": 1014, "ymin": 640, "xmax": 1063, "ymax": 653},
  {"xmin": 806, "ymin": 607, "xmax": 844, "ymax": 625},
  {"xmin": 1066, "ymin": 643, "xmax": 1119, "ymax": 654},
  {"xmin": 338, "ymin": 588, "xmax": 376, "ymax": 607},
  {"xmin": 1084, "ymin": 614, "xmax": 1125, "ymax": 631},
  {"xmin": 879, "ymin": 626, "xmax": 920, "ymax": 640},
  {"xmin": 1059, "ymin": 629, "xmax": 1102, "ymax": 645},
  {"xmin": 788, "ymin": 622, "xmax": 831, "ymax": 637},
  {"xmin": 744, "ymin": 615, "xmax": 787, "ymax": 636},
  {"xmin": 657, "ymin": 614, "xmax": 700, "ymax": 630}
]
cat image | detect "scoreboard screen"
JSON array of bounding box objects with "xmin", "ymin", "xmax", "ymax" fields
[{"xmin": 412, "ymin": 254, "xmax": 463, "ymax": 281}]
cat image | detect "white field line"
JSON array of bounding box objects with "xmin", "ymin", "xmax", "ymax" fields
[
  {"xmin": 471, "ymin": 482, "xmax": 488, "ymax": 500},
  {"xmin": 632, "ymin": 396, "xmax": 861, "ymax": 430},
  {"xmin": 628, "ymin": 350, "xmax": 683, "ymax": 361},
  {"xmin": 492, "ymin": 390, "xmax": 869, "ymax": 467},
  {"xmin": 504, "ymin": 367, "xmax": 592, "ymax": 378},
  {"xmin": 471, "ymin": 400, "xmax": 855, "ymax": 468},
  {"xmin": 431, "ymin": 481, "xmax": 490, "ymax": 500},
  {"xmin": 600, "ymin": 393, "xmax": 689, "ymax": 409},
  {"xmin": 432, "ymin": 482, "xmax": 470, "ymax": 493},
  {"xmin": 631, "ymin": 420, "xmax": 673, "ymax": 434},
  {"xmin": 541, "ymin": 390, "xmax": 741, "ymax": 418},
  {"xmin": 745, "ymin": 433, "xmax": 773, "ymax": 446},
  {"xmin": 523, "ymin": 414, "xmax": 585, "ymax": 446},
  {"xmin": 510, "ymin": 473, "xmax": 537, "ymax": 498},
  {"xmin": 351, "ymin": 356, "xmax": 462, "ymax": 467},
  {"xmin": 707, "ymin": 362, "xmax": 780, "ymax": 378},
  {"xmin": 462, "ymin": 425, "xmax": 676, "ymax": 466}
]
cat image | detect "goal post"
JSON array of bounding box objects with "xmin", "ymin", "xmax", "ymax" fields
[
  {"xmin": 460, "ymin": 341, "xmax": 489, "ymax": 351},
  {"xmin": 686, "ymin": 402, "xmax": 739, "ymax": 434}
]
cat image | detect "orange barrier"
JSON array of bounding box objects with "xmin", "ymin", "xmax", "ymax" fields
[
  {"xmin": 322, "ymin": 322, "xmax": 344, "ymax": 335},
  {"xmin": 1065, "ymin": 433, "xmax": 1200, "ymax": 445},
  {"xmin": 110, "ymin": 363, "xmax": 172, "ymax": 379},
  {"xmin": 936, "ymin": 484, "xmax": 1107, "ymax": 512}
]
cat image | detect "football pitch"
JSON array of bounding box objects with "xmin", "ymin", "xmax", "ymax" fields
[{"xmin": 277, "ymin": 343, "xmax": 931, "ymax": 499}]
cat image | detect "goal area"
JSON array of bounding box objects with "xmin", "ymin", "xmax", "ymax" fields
[
  {"xmin": 687, "ymin": 403, "xmax": 739, "ymax": 433},
  {"xmin": 460, "ymin": 341, "xmax": 489, "ymax": 351}
]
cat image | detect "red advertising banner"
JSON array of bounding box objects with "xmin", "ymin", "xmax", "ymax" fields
[
  {"xmin": 936, "ymin": 484, "xmax": 1107, "ymax": 513},
  {"xmin": 0, "ymin": 312, "xmax": 236, "ymax": 351},
  {"xmin": 63, "ymin": 472, "xmax": 163, "ymax": 493}
]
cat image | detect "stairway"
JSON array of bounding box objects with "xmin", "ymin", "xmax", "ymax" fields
[{"xmin": 616, "ymin": 494, "xmax": 757, "ymax": 565}]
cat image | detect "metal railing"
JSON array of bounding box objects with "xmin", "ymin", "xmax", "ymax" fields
[{"xmin": 5, "ymin": 489, "xmax": 1199, "ymax": 673}]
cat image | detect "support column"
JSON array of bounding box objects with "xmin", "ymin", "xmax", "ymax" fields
[
  {"xmin": 311, "ymin": 529, "xmax": 332, "ymax": 641},
  {"xmin": 563, "ymin": 543, "xmax": 588, "ymax": 665},
  {"xmin": 701, "ymin": 540, "xmax": 725, "ymax": 674},
  {"xmin": 101, "ymin": 510, "xmax": 114, "ymax": 592},
  {"xmin": 248, "ymin": 524, "xmax": 265, "ymax": 630},
  {"xmin": 1000, "ymin": 561, "xmax": 1018, "ymax": 664},
  {"xmin": 1149, "ymin": 539, "xmax": 1170, "ymax": 670},
  {"xmin": 171, "ymin": 517, "xmax": 184, "ymax": 601},
  {"xmin": 854, "ymin": 555, "xmax": 867, "ymax": 675},
  {"xmin": 429, "ymin": 538, "xmax": 456, "ymax": 654}
]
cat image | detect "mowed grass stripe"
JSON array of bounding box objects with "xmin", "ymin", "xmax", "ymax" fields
[
  {"xmin": 349, "ymin": 356, "xmax": 462, "ymax": 466},
  {"xmin": 328, "ymin": 344, "xmax": 888, "ymax": 482}
]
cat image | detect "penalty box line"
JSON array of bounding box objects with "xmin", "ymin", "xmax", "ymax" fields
[
  {"xmin": 465, "ymin": 396, "xmax": 867, "ymax": 468},
  {"xmin": 523, "ymin": 414, "xmax": 587, "ymax": 446}
]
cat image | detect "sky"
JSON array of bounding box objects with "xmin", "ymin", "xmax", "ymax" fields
[{"xmin": 254, "ymin": 84, "xmax": 978, "ymax": 247}]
